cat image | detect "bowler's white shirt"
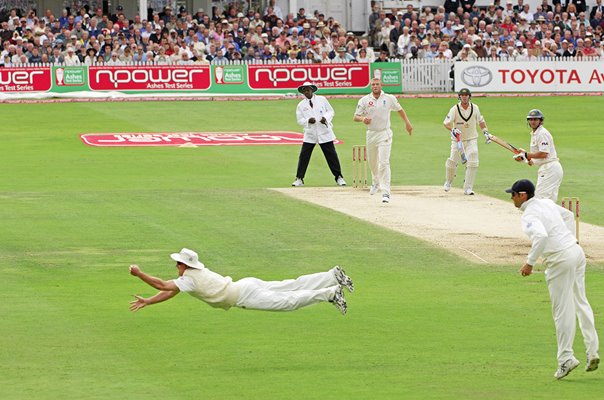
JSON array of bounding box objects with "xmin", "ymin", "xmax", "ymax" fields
[
  {"xmin": 355, "ymin": 90, "xmax": 402, "ymax": 132},
  {"xmin": 296, "ymin": 94, "xmax": 336, "ymax": 144},
  {"xmin": 520, "ymin": 197, "xmax": 577, "ymax": 265}
]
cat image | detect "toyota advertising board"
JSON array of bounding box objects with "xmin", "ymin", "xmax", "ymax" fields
[
  {"xmin": 455, "ymin": 60, "xmax": 604, "ymax": 92},
  {"xmin": 0, "ymin": 67, "xmax": 52, "ymax": 92}
]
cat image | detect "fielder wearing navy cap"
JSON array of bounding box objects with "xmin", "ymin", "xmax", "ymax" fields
[{"xmin": 505, "ymin": 179, "xmax": 535, "ymax": 196}]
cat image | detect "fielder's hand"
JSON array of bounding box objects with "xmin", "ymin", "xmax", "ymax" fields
[
  {"xmin": 129, "ymin": 295, "xmax": 147, "ymax": 312},
  {"xmin": 483, "ymin": 130, "xmax": 492, "ymax": 144},
  {"xmin": 519, "ymin": 263, "xmax": 533, "ymax": 277},
  {"xmin": 129, "ymin": 264, "xmax": 141, "ymax": 276}
]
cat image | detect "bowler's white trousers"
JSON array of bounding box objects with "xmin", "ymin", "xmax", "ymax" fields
[
  {"xmin": 544, "ymin": 244, "xmax": 599, "ymax": 364},
  {"xmin": 234, "ymin": 268, "xmax": 338, "ymax": 311},
  {"xmin": 366, "ymin": 128, "xmax": 393, "ymax": 195}
]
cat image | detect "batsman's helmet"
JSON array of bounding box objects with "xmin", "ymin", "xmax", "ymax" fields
[{"xmin": 526, "ymin": 109, "xmax": 544, "ymax": 120}]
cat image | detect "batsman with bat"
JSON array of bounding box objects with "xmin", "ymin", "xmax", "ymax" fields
[
  {"xmin": 443, "ymin": 88, "xmax": 490, "ymax": 195},
  {"xmin": 511, "ymin": 109, "xmax": 564, "ymax": 202}
]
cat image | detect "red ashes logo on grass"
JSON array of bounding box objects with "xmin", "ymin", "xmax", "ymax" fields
[
  {"xmin": 0, "ymin": 67, "xmax": 52, "ymax": 92},
  {"xmin": 80, "ymin": 132, "xmax": 343, "ymax": 147}
]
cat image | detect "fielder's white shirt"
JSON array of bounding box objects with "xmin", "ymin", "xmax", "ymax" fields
[
  {"xmin": 172, "ymin": 267, "xmax": 240, "ymax": 310},
  {"xmin": 296, "ymin": 94, "xmax": 336, "ymax": 144},
  {"xmin": 355, "ymin": 91, "xmax": 402, "ymax": 133},
  {"xmin": 443, "ymin": 102, "xmax": 485, "ymax": 141},
  {"xmin": 520, "ymin": 197, "xmax": 577, "ymax": 266},
  {"xmin": 530, "ymin": 125, "xmax": 558, "ymax": 166}
]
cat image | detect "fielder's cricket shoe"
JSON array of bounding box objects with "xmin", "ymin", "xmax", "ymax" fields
[
  {"xmin": 586, "ymin": 354, "xmax": 600, "ymax": 372},
  {"xmin": 330, "ymin": 286, "xmax": 347, "ymax": 315},
  {"xmin": 369, "ymin": 184, "xmax": 379, "ymax": 195},
  {"xmin": 444, "ymin": 181, "xmax": 451, "ymax": 192},
  {"xmin": 336, "ymin": 176, "xmax": 347, "ymax": 186},
  {"xmin": 292, "ymin": 178, "xmax": 304, "ymax": 187},
  {"xmin": 464, "ymin": 189, "xmax": 475, "ymax": 195},
  {"xmin": 554, "ymin": 357, "xmax": 580, "ymax": 380},
  {"xmin": 382, "ymin": 194, "xmax": 390, "ymax": 203},
  {"xmin": 333, "ymin": 266, "xmax": 354, "ymax": 293}
]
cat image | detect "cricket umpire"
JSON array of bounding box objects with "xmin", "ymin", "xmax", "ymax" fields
[
  {"xmin": 508, "ymin": 179, "xmax": 599, "ymax": 379},
  {"xmin": 291, "ymin": 82, "xmax": 346, "ymax": 187}
]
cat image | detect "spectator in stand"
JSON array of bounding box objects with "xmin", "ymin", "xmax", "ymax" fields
[
  {"xmin": 396, "ymin": 26, "xmax": 412, "ymax": 57},
  {"xmin": 356, "ymin": 47, "xmax": 370, "ymax": 62},
  {"xmin": 84, "ymin": 47, "xmax": 96, "ymax": 64},
  {"xmin": 374, "ymin": 49, "xmax": 390, "ymax": 62},
  {"xmin": 332, "ymin": 46, "xmax": 354, "ymax": 62},
  {"xmin": 456, "ymin": 43, "xmax": 478, "ymax": 60},
  {"xmin": 514, "ymin": 40, "xmax": 529, "ymax": 59}
]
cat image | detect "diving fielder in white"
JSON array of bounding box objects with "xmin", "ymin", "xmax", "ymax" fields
[
  {"xmin": 353, "ymin": 78, "xmax": 413, "ymax": 203},
  {"xmin": 507, "ymin": 179, "xmax": 599, "ymax": 380},
  {"xmin": 443, "ymin": 88, "xmax": 489, "ymax": 195},
  {"xmin": 513, "ymin": 109, "xmax": 564, "ymax": 202},
  {"xmin": 129, "ymin": 248, "xmax": 354, "ymax": 315}
]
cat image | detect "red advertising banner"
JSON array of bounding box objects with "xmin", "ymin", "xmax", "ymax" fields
[
  {"xmin": 0, "ymin": 67, "xmax": 52, "ymax": 92},
  {"xmin": 80, "ymin": 131, "xmax": 343, "ymax": 147},
  {"xmin": 88, "ymin": 65, "xmax": 211, "ymax": 91},
  {"xmin": 248, "ymin": 63, "xmax": 370, "ymax": 90}
]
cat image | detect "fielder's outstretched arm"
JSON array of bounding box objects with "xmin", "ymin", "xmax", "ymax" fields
[
  {"xmin": 130, "ymin": 264, "xmax": 179, "ymax": 291},
  {"xmin": 130, "ymin": 291, "xmax": 179, "ymax": 312}
]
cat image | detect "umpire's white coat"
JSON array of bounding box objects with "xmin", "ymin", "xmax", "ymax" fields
[{"xmin": 296, "ymin": 94, "xmax": 336, "ymax": 144}]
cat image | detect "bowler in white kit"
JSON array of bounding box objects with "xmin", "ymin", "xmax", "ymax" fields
[{"xmin": 353, "ymin": 78, "xmax": 413, "ymax": 203}]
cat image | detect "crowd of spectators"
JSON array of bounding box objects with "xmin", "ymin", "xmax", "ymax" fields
[
  {"xmin": 1, "ymin": 0, "xmax": 603, "ymax": 67},
  {"xmin": 369, "ymin": 0, "xmax": 604, "ymax": 61},
  {"xmin": 0, "ymin": 2, "xmax": 377, "ymax": 66}
]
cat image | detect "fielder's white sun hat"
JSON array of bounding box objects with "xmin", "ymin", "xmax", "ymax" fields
[{"xmin": 170, "ymin": 248, "xmax": 205, "ymax": 269}]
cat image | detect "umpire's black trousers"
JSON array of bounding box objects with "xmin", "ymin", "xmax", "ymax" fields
[{"xmin": 295, "ymin": 141, "xmax": 343, "ymax": 181}]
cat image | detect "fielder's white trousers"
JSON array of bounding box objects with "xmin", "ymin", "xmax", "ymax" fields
[
  {"xmin": 535, "ymin": 161, "xmax": 563, "ymax": 202},
  {"xmin": 544, "ymin": 244, "xmax": 599, "ymax": 364},
  {"xmin": 366, "ymin": 129, "xmax": 393, "ymax": 195},
  {"xmin": 234, "ymin": 268, "xmax": 338, "ymax": 311}
]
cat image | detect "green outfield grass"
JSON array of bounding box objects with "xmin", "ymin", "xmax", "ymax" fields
[{"xmin": 1, "ymin": 96, "xmax": 603, "ymax": 399}]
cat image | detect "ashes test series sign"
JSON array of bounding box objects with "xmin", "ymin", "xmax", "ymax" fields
[
  {"xmin": 88, "ymin": 65, "xmax": 211, "ymax": 91},
  {"xmin": 247, "ymin": 63, "xmax": 370, "ymax": 90},
  {"xmin": 0, "ymin": 67, "xmax": 52, "ymax": 92}
]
